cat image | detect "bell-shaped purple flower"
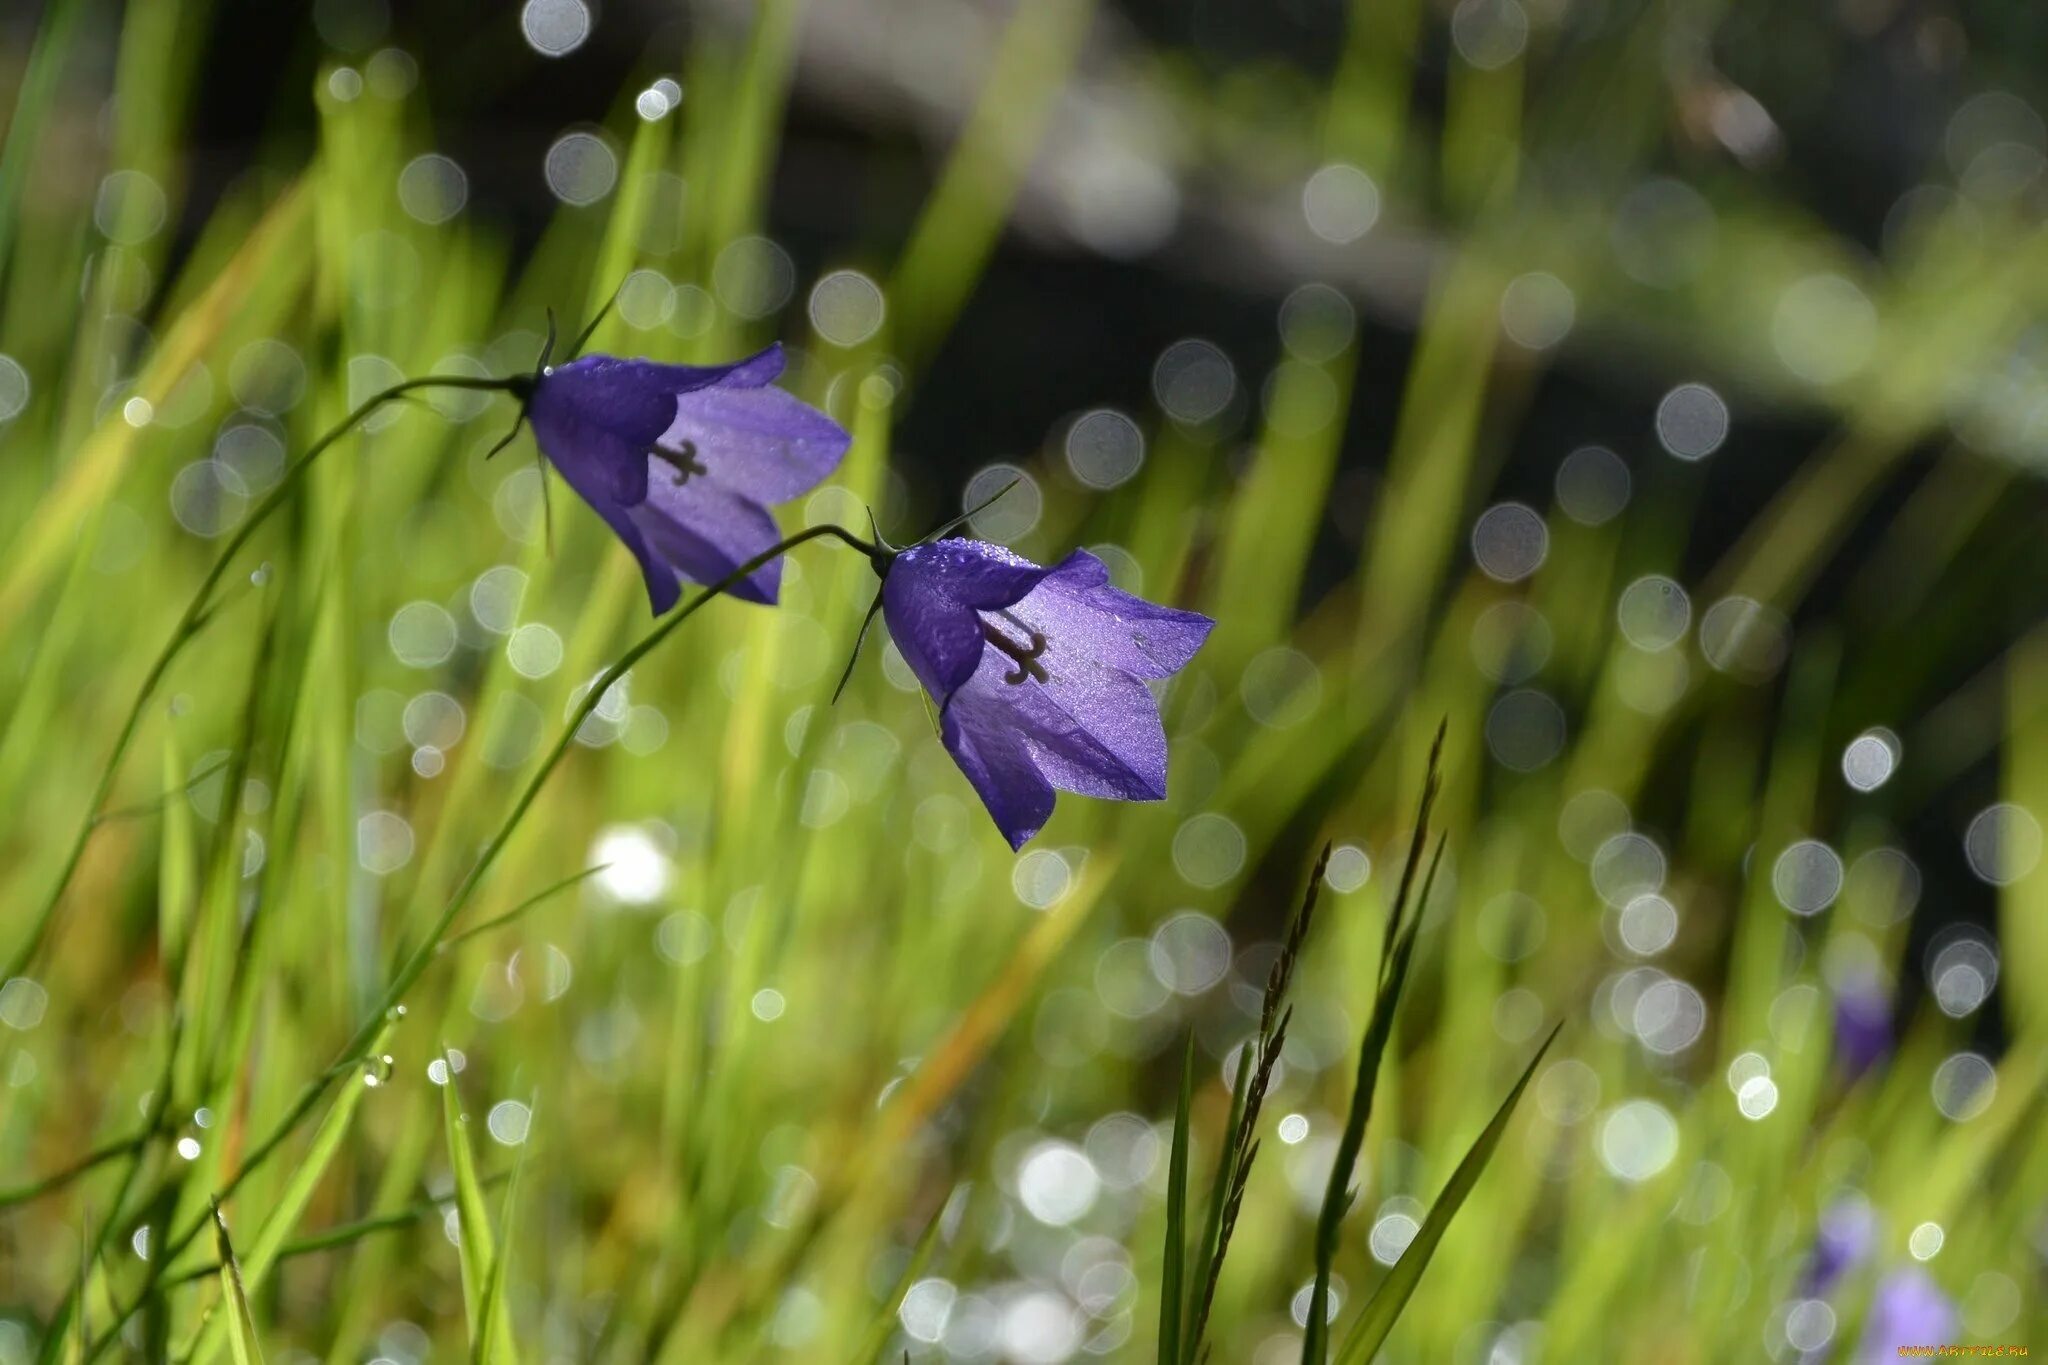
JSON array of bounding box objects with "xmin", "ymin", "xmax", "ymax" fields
[
  {"xmin": 881, "ymin": 538, "xmax": 1213, "ymax": 849},
  {"xmin": 526, "ymin": 343, "xmax": 849, "ymax": 613},
  {"xmin": 1856, "ymin": 1267, "xmax": 1954, "ymax": 1361}
]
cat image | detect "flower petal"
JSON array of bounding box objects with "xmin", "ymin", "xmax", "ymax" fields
[
  {"xmin": 1011, "ymin": 551, "xmax": 1215, "ymax": 679},
  {"xmin": 954, "ymin": 649, "xmax": 1168, "ymax": 803},
  {"xmin": 627, "ymin": 476, "xmax": 785, "ymax": 605},
  {"xmin": 525, "ymin": 416, "xmax": 681, "ymax": 613},
  {"xmin": 529, "ymin": 401, "xmax": 650, "ymax": 507},
  {"xmin": 658, "ymin": 384, "xmax": 850, "ymax": 503},
  {"xmin": 528, "ymin": 345, "xmax": 792, "ymax": 499},
  {"xmin": 942, "ymin": 698, "xmax": 1057, "ymax": 850},
  {"xmin": 882, "ymin": 540, "xmax": 1057, "ymax": 703}
]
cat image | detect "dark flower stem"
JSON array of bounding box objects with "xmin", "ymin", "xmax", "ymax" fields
[
  {"xmin": 79, "ymin": 517, "xmax": 879, "ymax": 1361},
  {"xmin": 0, "ymin": 374, "xmax": 521, "ymax": 992}
]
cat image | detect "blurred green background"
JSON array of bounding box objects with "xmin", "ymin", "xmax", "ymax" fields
[{"xmin": 1, "ymin": 0, "xmax": 2045, "ymax": 1359}]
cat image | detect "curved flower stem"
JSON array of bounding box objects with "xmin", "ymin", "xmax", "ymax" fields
[
  {"xmin": 0, "ymin": 375, "xmax": 520, "ymax": 989},
  {"xmin": 80, "ymin": 519, "xmax": 875, "ymax": 1361}
]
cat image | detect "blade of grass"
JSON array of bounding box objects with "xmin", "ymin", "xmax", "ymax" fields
[
  {"xmin": 209, "ymin": 1201, "xmax": 265, "ymax": 1365},
  {"xmin": 1157, "ymin": 1033, "xmax": 1194, "ymax": 1365},
  {"xmin": 438, "ymin": 864, "xmax": 610, "ymax": 952},
  {"xmin": 442, "ymin": 1055, "xmax": 520, "ymax": 1363},
  {"xmin": 846, "ymin": 1200, "xmax": 947, "ymax": 1365},
  {"xmin": 181, "ymin": 1020, "xmax": 394, "ymax": 1364},
  {"xmin": 1331, "ymin": 1022, "xmax": 1561, "ymax": 1364},
  {"xmin": 79, "ymin": 522, "xmax": 881, "ymax": 1362},
  {"xmin": 1303, "ymin": 735, "xmax": 1446, "ymax": 1364},
  {"xmin": 1188, "ymin": 844, "xmax": 1331, "ymax": 1360},
  {"xmin": 1185, "ymin": 1040, "xmax": 1252, "ymax": 1359},
  {"xmin": 472, "ymin": 1094, "xmax": 532, "ymax": 1365}
]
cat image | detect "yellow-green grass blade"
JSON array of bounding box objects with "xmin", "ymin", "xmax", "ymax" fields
[{"xmin": 1333, "ymin": 1023, "xmax": 1561, "ymax": 1364}]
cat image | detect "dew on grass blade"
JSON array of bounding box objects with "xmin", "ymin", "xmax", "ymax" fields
[
  {"xmin": 1598, "ymin": 1099, "xmax": 1678, "ymax": 1180},
  {"xmin": 712, "ymin": 236, "xmax": 795, "ymax": 319},
  {"xmin": 1018, "ymin": 1142, "xmax": 1099, "ymax": 1226},
  {"xmin": 1963, "ymin": 802, "xmax": 2042, "ymax": 884},
  {"xmin": 1279, "ymin": 283, "xmax": 1354, "ymax": 363},
  {"xmin": 1064, "ymin": 409, "xmax": 1144, "ymax": 489},
  {"xmin": 389, "ymin": 601, "xmax": 458, "ymax": 668},
  {"xmin": 1451, "ymin": 0, "xmax": 1528, "ymax": 68},
  {"xmin": 963, "ymin": 463, "xmax": 1040, "ymax": 542},
  {"xmin": 1471, "ymin": 502, "xmax": 1549, "ymax": 581},
  {"xmin": 356, "ymin": 811, "xmax": 414, "ymax": 875},
  {"xmin": 1656, "ymin": 383, "xmax": 1729, "ymax": 459},
  {"xmin": 1152, "ymin": 339, "xmax": 1236, "ymax": 424},
  {"xmin": 1555, "ymin": 445, "xmax": 1631, "ymax": 525},
  {"xmin": 521, "ymin": 0, "xmax": 589, "ymax": 55},
  {"xmin": 397, "ymin": 153, "xmax": 467, "ymax": 224},
  {"xmin": 1930, "ymin": 1052, "xmax": 1995, "ymax": 1121},
  {"xmin": 1926, "ymin": 928, "xmax": 1998, "ymax": 1018},
  {"xmin": 1500, "ymin": 271, "xmax": 1575, "ymax": 349},
  {"xmin": 1171, "ymin": 814, "xmax": 1245, "ymax": 887},
  {"xmin": 170, "ymin": 461, "xmax": 249, "ymax": 538},
  {"xmin": 1842, "ymin": 728, "xmax": 1901, "ymax": 791},
  {"xmin": 1909, "ymin": 1222, "xmax": 1945, "ymax": 1260},
  {"xmin": 1591, "ymin": 831, "xmax": 1666, "ymax": 906},
  {"xmin": 0, "ymin": 355, "xmax": 30, "ymax": 420},
  {"xmin": 1772, "ymin": 840, "xmax": 1844, "ymax": 914},
  {"xmin": 1241, "ymin": 648, "xmax": 1321, "ymax": 728},
  {"xmin": 1471, "ymin": 602, "xmax": 1553, "ymax": 684},
  {"xmin": 487, "ymin": 1099, "xmax": 532, "ymax": 1145},
  {"xmin": 1302, "ymin": 163, "xmax": 1379, "ymax": 243},
  {"xmin": 1617, "ymin": 576, "xmax": 1691, "ymax": 650},
  {"xmin": 808, "ymin": 269, "xmax": 885, "ymax": 347},
  {"xmin": 1485, "ymin": 688, "xmax": 1566, "ymax": 771},
  {"xmin": 1148, "ymin": 912, "xmax": 1231, "ymax": 994},
  {"xmin": 0, "ymin": 978, "xmax": 47, "ymax": 1031},
  {"xmin": 1324, "ymin": 845, "xmax": 1370, "ymax": 892},
  {"xmin": 544, "ymin": 130, "xmax": 617, "ymax": 205}
]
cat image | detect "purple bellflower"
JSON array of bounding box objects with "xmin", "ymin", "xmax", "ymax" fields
[
  {"xmin": 1856, "ymin": 1267, "xmax": 1954, "ymax": 1361},
  {"xmin": 513, "ymin": 341, "xmax": 849, "ymax": 614},
  {"xmin": 878, "ymin": 538, "xmax": 1213, "ymax": 849}
]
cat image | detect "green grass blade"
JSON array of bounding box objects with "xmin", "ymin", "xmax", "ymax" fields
[
  {"xmin": 1305, "ymin": 739, "xmax": 1445, "ymax": 1364},
  {"xmin": 473, "ymin": 1096, "xmax": 531, "ymax": 1365},
  {"xmin": 442, "ymin": 1055, "xmax": 519, "ymax": 1363},
  {"xmin": 847, "ymin": 1200, "xmax": 947, "ymax": 1365},
  {"xmin": 210, "ymin": 1201, "xmax": 266, "ymax": 1365},
  {"xmin": 182, "ymin": 1021, "xmax": 393, "ymax": 1363},
  {"xmin": 1184, "ymin": 1039, "xmax": 1252, "ymax": 1362},
  {"xmin": 1332, "ymin": 1023, "xmax": 1562, "ymax": 1365},
  {"xmin": 1157, "ymin": 1033, "xmax": 1194, "ymax": 1365}
]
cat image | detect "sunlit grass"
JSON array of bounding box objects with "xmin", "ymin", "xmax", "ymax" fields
[{"xmin": 0, "ymin": 0, "xmax": 2044, "ymax": 1361}]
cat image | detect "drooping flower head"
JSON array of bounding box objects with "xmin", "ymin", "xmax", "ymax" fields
[
  {"xmin": 516, "ymin": 342, "xmax": 849, "ymax": 614},
  {"xmin": 879, "ymin": 538, "xmax": 1213, "ymax": 849}
]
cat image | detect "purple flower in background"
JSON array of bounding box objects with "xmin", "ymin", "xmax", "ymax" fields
[
  {"xmin": 1856, "ymin": 1267, "xmax": 1954, "ymax": 1361},
  {"xmin": 881, "ymin": 539, "xmax": 1213, "ymax": 849},
  {"xmin": 1831, "ymin": 977, "xmax": 1893, "ymax": 1080},
  {"xmin": 524, "ymin": 343, "xmax": 849, "ymax": 613},
  {"xmin": 1802, "ymin": 1197, "xmax": 1876, "ymax": 1295}
]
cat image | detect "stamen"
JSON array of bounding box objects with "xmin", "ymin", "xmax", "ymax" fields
[
  {"xmin": 981, "ymin": 617, "xmax": 1050, "ymax": 685},
  {"xmin": 649, "ymin": 439, "xmax": 708, "ymax": 486}
]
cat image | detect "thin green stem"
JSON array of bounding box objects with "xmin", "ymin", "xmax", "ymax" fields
[
  {"xmin": 81, "ymin": 519, "xmax": 870, "ymax": 1361},
  {"xmin": 0, "ymin": 375, "xmax": 518, "ymax": 989}
]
